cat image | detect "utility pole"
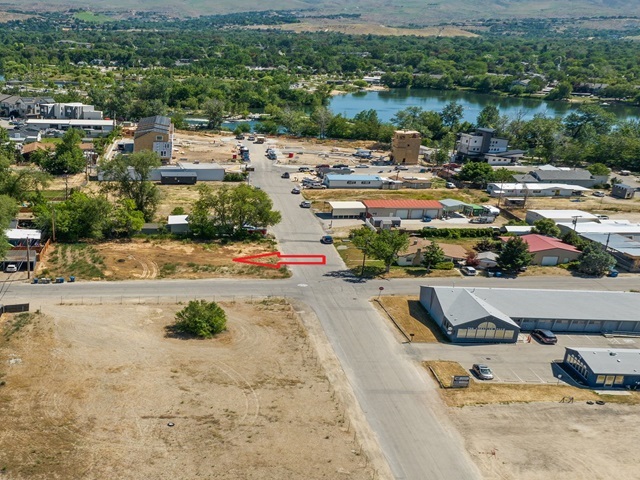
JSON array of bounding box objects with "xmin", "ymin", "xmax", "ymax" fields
[
  {"xmin": 51, "ymin": 205, "xmax": 56, "ymax": 242},
  {"xmin": 26, "ymin": 236, "xmax": 31, "ymax": 280}
]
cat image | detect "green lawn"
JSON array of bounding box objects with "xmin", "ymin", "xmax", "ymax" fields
[{"xmin": 73, "ymin": 11, "xmax": 115, "ymax": 23}]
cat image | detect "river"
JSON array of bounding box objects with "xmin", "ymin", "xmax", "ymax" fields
[{"xmin": 328, "ymin": 88, "xmax": 640, "ymax": 123}]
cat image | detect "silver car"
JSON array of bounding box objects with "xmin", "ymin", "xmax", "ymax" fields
[{"xmin": 472, "ymin": 364, "xmax": 494, "ymax": 380}]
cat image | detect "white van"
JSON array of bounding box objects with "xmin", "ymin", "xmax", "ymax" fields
[{"xmin": 461, "ymin": 266, "xmax": 477, "ymax": 276}]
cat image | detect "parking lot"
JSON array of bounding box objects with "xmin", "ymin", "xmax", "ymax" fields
[{"xmin": 412, "ymin": 332, "xmax": 639, "ymax": 384}]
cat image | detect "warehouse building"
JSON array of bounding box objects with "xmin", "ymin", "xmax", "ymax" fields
[
  {"xmin": 419, "ymin": 286, "xmax": 640, "ymax": 343},
  {"xmin": 563, "ymin": 348, "xmax": 640, "ymax": 389},
  {"xmin": 328, "ymin": 201, "xmax": 366, "ymax": 219},
  {"xmin": 525, "ymin": 209, "xmax": 599, "ymax": 225},
  {"xmin": 322, "ymin": 174, "xmax": 384, "ymax": 189},
  {"xmin": 362, "ymin": 199, "xmax": 443, "ymax": 220},
  {"xmin": 487, "ymin": 183, "xmax": 590, "ymax": 198}
]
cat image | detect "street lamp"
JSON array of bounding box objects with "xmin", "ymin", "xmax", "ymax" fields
[{"xmin": 571, "ymin": 215, "xmax": 582, "ymax": 231}]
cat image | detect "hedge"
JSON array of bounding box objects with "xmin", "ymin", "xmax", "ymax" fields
[{"xmin": 419, "ymin": 227, "xmax": 496, "ymax": 239}]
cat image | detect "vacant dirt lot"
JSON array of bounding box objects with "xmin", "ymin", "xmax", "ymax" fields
[
  {"xmin": 250, "ymin": 23, "xmax": 478, "ymax": 37},
  {"xmin": 39, "ymin": 239, "xmax": 290, "ymax": 281},
  {"xmin": 451, "ymin": 401, "xmax": 640, "ymax": 480},
  {"xmin": 0, "ymin": 301, "xmax": 376, "ymax": 479},
  {"xmin": 374, "ymin": 296, "xmax": 445, "ymax": 343}
]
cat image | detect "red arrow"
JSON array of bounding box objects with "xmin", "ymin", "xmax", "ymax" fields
[{"xmin": 233, "ymin": 251, "xmax": 326, "ymax": 269}]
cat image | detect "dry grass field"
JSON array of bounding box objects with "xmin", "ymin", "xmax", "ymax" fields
[
  {"xmin": 0, "ymin": 301, "xmax": 378, "ymax": 479},
  {"xmin": 374, "ymin": 296, "xmax": 446, "ymax": 343},
  {"xmin": 250, "ymin": 23, "xmax": 478, "ymax": 37}
]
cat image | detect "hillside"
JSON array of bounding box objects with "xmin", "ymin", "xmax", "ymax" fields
[{"xmin": 7, "ymin": 0, "xmax": 640, "ymax": 25}]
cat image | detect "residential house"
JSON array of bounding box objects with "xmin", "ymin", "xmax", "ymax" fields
[
  {"xmin": 502, "ymin": 234, "xmax": 581, "ymax": 266},
  {"xmin": 134, "ymin": 115, "xmax": 175, "ymax": 163},
  {"xmin": 39, "ymin": 102, "xmax": 104, "ymax": 120},
  {"xmin": 525, "ymin": 209, "xmax": 599, "ymax": 225},
  {"xmin": 513, "ymin": 166, "xmax": 607, "ymax": 188},
  {"xmin": 396, "ymin": 240, "xmax": 467, "ymax": 267},
  {"xmin": 476, "ymin": 251, "xmax": 499, "ymax": 269},
  {"xmin": 21, "ymin": 142, "xmax": 56, "ymax": 161}
]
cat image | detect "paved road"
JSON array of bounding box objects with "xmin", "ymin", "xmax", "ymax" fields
[{"xmin": 2, "ymin": 140, "xmax": 637, "ymax": 480}]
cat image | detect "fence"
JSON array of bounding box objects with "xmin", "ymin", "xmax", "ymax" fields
[{"xmin": 0, "ymin": 303, "xmax": 30, "ymax": 314}]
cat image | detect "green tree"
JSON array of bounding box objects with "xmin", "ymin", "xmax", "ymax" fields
[
  {"xmin": 421, "ymin": 241, "xmax": 445, "ymax": 272},
  {"xmin": 203, "ymin": 98, "xmax": 226, "ymax": 130},
  {"xmin": 189, "ymin": 184, "xmax": 281, "ymax": 239},
  {"xmin": 578, "ymin": 243, "xmax": 615, "ymax": 276},
  {"xmin": 311, "ymin": 106, "xmax": 333, "ymax": 139},
  {"xmin": 476, "ymin": 105, "xmax": 500, "ymax": 129},
  {"xmin": 562, "ymin": 230, "xmax": 588, "ymax": 250},
  {"xmin": 532, "ymin": 218, "xmax": 561, "ymax": 238},
  {"xmin": 497, "ymin": 236, "xmax": 533, "ymax": 273},
  {"xmin": 440, "ymin": 101, "xmax": 464, "ymax": 129},
  {"xmin": 99, "ymin": 151, "xmax": 162, "ymax": 221},
  {"xmin": 0, "ymin": 194, "xmax": 19, "ymax": 260},
  {"xmin": 41, "ymin": 128, "xmax": 86, "ymax": 175},
  {"xmin": 563, "ymin": 105, "xmax": 616, "ymax": 142},
  {"xmin": 109, "ymin": 199, "xmax": 145, "ymax": 237},
  {"xmin": 457, "ymin": 162, "xmax": 495, "ymax": 186},
  {"xmin": 173, "ymin": 300, "xmax": 227, "ymax": 338},
  {"xmin": 351, "ymin": 227, "xmax": 409, "ymax": 274},
  {"xmin": 586, "ymin": 163, "xmax": 610, "ymax": 177},
  {"xmin": 545, "ymin": 81, "xmax": 572, "ymax": 100}
]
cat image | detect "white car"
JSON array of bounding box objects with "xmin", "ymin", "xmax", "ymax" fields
[
  {"xmin": 4, "ymin": 264, "xmax": 17, "ymax": 273},
  {"xmin": 461, "ymin": 266, "xmax": 477, "ymax": 276}
]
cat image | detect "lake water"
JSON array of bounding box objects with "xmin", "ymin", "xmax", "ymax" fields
[{"xmin": 328, "ymin": 89, "xmax": 640, "ymax": 123}]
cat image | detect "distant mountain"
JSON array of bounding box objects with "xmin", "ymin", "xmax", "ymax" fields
[{"xmin": 7, "ymin": 0, "xmax": 640, "ymax": 25}]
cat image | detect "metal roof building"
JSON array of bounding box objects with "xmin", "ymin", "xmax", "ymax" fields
[
  {"xmin": 581, "ymin": 232, "xmax": 640, "ymax": 272},
  {"xmin": 563, "ymin": 348, "xmax": 640, "ymax": 389},
  {"xmin": 420, "ymin": 286, "xmax": 640, "ymax": 343},
  {"xmin": 328, "ymin": 201, "xmax": 366, "ymax": 218}
]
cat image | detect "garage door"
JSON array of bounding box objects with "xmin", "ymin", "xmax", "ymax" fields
[
  {"xmin": 396, "ymin": 209, "xmax": 409, "ymax": 219},
  {"xmin": 409, "ymin": 209, "xmax": 423, "ymax": 219},
  {"xmin": 541, "ymin": 256, "xmax": 559, "ymax": 266},
  {"xmin": 424, "ymin": 209, "xmax": 439, "ymax": 219}
]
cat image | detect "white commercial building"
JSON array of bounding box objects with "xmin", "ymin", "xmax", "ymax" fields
[
  {"xmin": 525, "ymin": 209, "xmax": 599, "ymax": 225},
  {"xmin": 328, "ymin": 201, "xmax": 366, "ymax": 218},
  {"xmin": 26, "ymin": 118, "xmax": 115, "ymax": 136},
  {"xmin": 323, "ymin": 174, "xmax": 384, "ymax": 189},
  {"xmin": 487, "ymin": 183, "xmax": 590, "ymax": 198}
]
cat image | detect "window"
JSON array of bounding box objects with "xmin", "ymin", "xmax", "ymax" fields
[
  {"xmin": 457, "ymin": 329, "xmax": 467, "ymax": 338},
  {"xmin": 156, "ymin": 135, "xmax": 163, "ymax": 141},
  {"xmin": 347, "ymin": 181, "xmax": 356, "ymax": 185},
  {"xmin": 596, "ymin": 375, "xmax": 605, "ymax": 384},
  {"xmin": 615, "ymin": 376, "xmax": 625, "ymax": 385},
  {"xmin": 361, "ymin": 181, "xmax": 371, "ymax": 185}
]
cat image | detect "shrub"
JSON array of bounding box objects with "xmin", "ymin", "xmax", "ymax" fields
[
  {"xmin": 173, "ymin": 300, "xmax": 227, "ymax": 338},
  {"xmin": 434, "ymin": 261, "xmax": 455, "ymax": 270}
]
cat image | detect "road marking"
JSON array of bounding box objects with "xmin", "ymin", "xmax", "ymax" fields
[
  {"xmin": 510, "ymin": 369, "xmax": 524, "ymax": 382},
  {"xmin": 530, "ymin": 369, "xmax": 547, "ymax": 383},
  {"xmin": 297, "ymin": 284, "xmax": 308, "ymax": 287}
]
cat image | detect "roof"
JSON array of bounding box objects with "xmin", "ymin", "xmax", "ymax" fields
[
  {"xmin": 176, "ymin": 162, "xmax": 224, "ymax": 170},
  {"xmin": 27, "ymin": 119, "xmax": 114, "ymax": 126},
  {"xmin": 328, "ymin": 201, "xmax": 366, "ymax": 210},
  {"xmin": 21, "ymin": 142, "xmax": 55, "ymax": 154},
  {"xmin": 503, "ymin": 234, "xmax": 580, "ymax": 253},
  {"xmin": 581, "ymin": 233, "xmax": 640, "ymax": 258},
  {"xmin": 5, "ymin": 229, "xmax": 41, "ymax": 240},
  {"xmin": 439, "ymin": 199, "xmax": 470, "ymax": 208},
  {"xmin": 424, "ymin": 287, "xmax": 518, "ymax": 328},
  {"xmin": 424, "ymin": 286, "xmax": 640, "ymax": 323},
  {"xmin": 533, "ymin": 169, "xmax": 593, "ymax": 181},
  {"xmin": 489, "ymin": 183, "xmax": 591, "ymax": 191},
  {"xmin": 167, "ymin": 215, "xmax": 189, "ymax": 225},
  {"xmin": 161, "ymin": 171, "xmax": 197, "ymax": 178},
  {"xmin": 528, "ymin": 209, "xmax": 599, "ymax": 220},
  {"xmin": 363, "ymin": 199, "xmax": 442, "ymax": 209},
  {"xmin": 567, "ymin": 348, "xmax": 640, "ymax": 375},
  {"xmin": 558, "ymin": 222, "xmax": 640, "ymax": 235},
  {"xmin": 477, "ymin": 251, "xmax": 499, "ymax": 261},
  {"xmin": 501, "ymin": 226, "xmax": 534, "ymax": 234},
  {"xmin": 324, "ymin": 174, "xmax": 382, "ymax": 181},
  {"xmin": 135, "ymin": 116, "xmax": 172, "ymax": 137}
]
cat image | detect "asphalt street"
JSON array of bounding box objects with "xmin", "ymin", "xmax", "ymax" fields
[{"xmin": 1, "ymin": 140, "xmax": 637, "ymax": 479}]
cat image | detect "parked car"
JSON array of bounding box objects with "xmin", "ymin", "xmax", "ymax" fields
[
  {"xmin": 247, "ymin": 135, "xmax": 256, "ymax": 141},
  {"xmin": 235, "ymin": 134, "xmax": 245, "ymax": 140},
  {"xmin": 531, "ymin": 329, "xmax": 558, "ymax": 345},
  {"xmin": 394, "ymin": 165, "xmax": 409, "ymax": 170},
  {"xmin": 592, "ymin": 191, "xmax": 605, "ymax": 197},
  {"xmin": 471, "ymin": 364, "xmax": 494, "ymax": 380},
  {"xmin": 298, "ymin": 166, "xmax": 310, "ymax": 172},
  {"xmin": 281, "ymin": 172, "xmax": 290, "ymax": 179},
  {"xmin": 306, "ymin": 183, "xmax": 327, "ymax": 189},
  {"xmin": 320, "ymin": 235, "xmax": 334, "ymax": 244},
  {"xmin": 355, "ymin": 164, "xmax": 370, "ymax": 168},
  {"xmin": 608, "ymin": 269, "xmax": 619, "ymax": 277},
  {"xmin": 461, "ymin": 266, "xmax": 477, "ymax": 276},
  {"xmin": 4, "ymin": 264, "xmax": 17, "ymax": 273},
  {"xmin": 291, "ymin": 187, "xmax": 301, "ymax": 194},
  {"xmin": 596, "ymin": 214, "xmax": 609, "ymax": 220},
  {"xmin": 446, "ymin": 182, "xmax": 456, "ymax": 189},
  {"xmin": 300, "ymin": 200, "xmax": 312, "ymax": 208},
  {"xmin": 332, "ymin": 164, "xmax": 348, "ymax": 169}
]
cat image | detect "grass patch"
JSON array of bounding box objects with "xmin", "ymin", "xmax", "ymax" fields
[
  {"xmin": 375, "ymin": 296, "xmax": 445, "ymax": 343},
  {"xmin": 73, "ymin": 11, "xmax": 115, "ymax": 23},
  {"xmin": 159, "ymin": 262, "xmax": 179, "ymax": 277},
  {"xmin": 423, "ymin": 360, "xmax": 640, "ymax": 407},
  {"xmin": 3, "ymin": 313, "xmax": 36, "ymax": 339},
  {"xmin": 44, "ymin": 244, "xmax": 106, "ymax": 280}
]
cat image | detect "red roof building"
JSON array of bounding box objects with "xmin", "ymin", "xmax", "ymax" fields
[{"xmin": 501, "ymin": 234, "xmax": 581, "ymax": 266}]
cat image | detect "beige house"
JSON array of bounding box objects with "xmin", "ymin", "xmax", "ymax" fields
[
  {"xmin": 391, "ymin": 130, "xmax": 421, "ymax": 165},
  {"xmin": 397, "ymin": 239, "xmax": 468, "ymax": 266},
  {"xmin": 133, "ymin": 116, "xmax": 175, "ymax": 163}
]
